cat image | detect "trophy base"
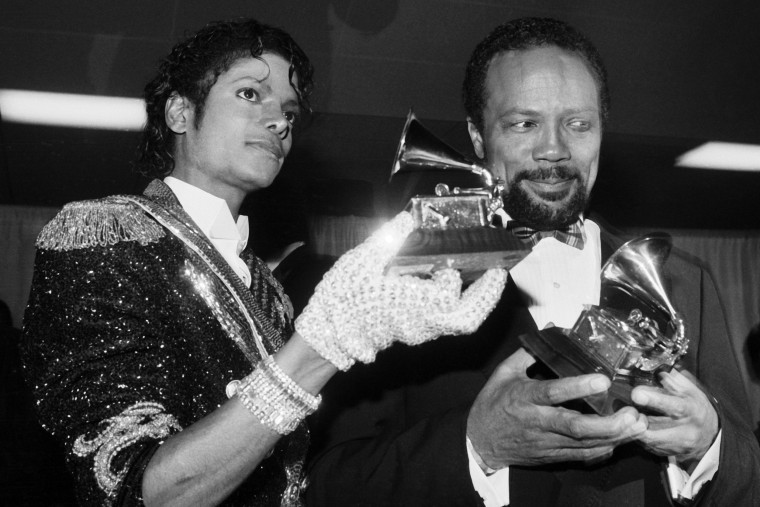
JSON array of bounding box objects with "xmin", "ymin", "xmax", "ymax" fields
[
  {"xmin": 519, "ymin": 327, "xmax": 658, "ymax": 415},
  {"xmin": 385, "ymin": 227, "xmax": 530, "ymax": 283}
]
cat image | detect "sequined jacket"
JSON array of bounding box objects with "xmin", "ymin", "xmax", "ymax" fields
[{"xmin": 21, "ymin": 180, "xmax": 309, "ymax": 506}]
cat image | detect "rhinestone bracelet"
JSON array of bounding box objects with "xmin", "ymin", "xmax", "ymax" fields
[{"xmin": 233, "ymin": 356, "xmax": 322, "ymax": 435}]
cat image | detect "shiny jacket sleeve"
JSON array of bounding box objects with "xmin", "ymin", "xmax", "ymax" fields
[{"xmin": 19, "ymin": 204, "xmax": 237, "ymax": 506}]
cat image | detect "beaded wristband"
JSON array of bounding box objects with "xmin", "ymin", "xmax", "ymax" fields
[{"xmin": 233, "ymin": 356, "xmax": 321, "ymax": 435}]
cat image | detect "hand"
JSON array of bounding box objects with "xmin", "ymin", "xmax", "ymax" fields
[
  {"xmin": 295, "ymin": 212, "xmax": 508, "ymax": 370},
  {"xmin": 631, "ymin": 368, "xmax": 719, "ymax": 467},
  {"xmin": 467, "ymin": 348, "xmax": 648, "ymax": 470}
]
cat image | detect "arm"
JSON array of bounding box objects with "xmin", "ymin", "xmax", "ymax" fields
[{"xmin": 142, "ymin": 334, "xmax": 336, "ymax": 506}]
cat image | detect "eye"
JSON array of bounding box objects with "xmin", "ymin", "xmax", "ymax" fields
[
  {"xmin": 568, "ymin": 120, "xmax": 592, "ymax": 132},
  {"xmin": 283, "ymin": 110, "xmax": 300, "ymax": 126},
  {"xmin": 236, "ymin": 88, "xmax": 260, "ymax": 102},
  {"xmin": 510, "ymin": 120, "xmax": 537, "ymax": 132}
]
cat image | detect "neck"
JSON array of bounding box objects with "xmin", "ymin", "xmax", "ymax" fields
[{"xmin": 169, "ymin": 172, "xmax": 245, "ymax": 220}]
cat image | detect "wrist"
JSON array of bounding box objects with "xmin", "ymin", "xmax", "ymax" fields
[
  {"xmin": 232, "ymin": 356, "xmax": 321, "ymax": 435},
  {"xmin": 677, "ymin": 404, "xmax": 720, "ymax": 470},
  {"xmin": 466, "ymin": 436, "xmax": 499, "ymax": 475},
  {"xmin": 276, "ymin": 332, "xmax": 340, "ymax": 394}
]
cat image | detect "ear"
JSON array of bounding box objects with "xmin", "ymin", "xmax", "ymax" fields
[
  {"xmin": 466, "ymin": 118, "xmax": 485, "ymax": 159},
  {"xmin": 165, "ymin": 93, "xmax": 191, "ymax": 134}
]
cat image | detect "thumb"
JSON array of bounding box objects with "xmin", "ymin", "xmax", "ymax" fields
[
  {"xmin": 493, "ymin": 347, "xmax": 536, "ymax": 381},
  {"xmin": 459, "ymin": 268, "xmax": 508, "ymax": 308}
]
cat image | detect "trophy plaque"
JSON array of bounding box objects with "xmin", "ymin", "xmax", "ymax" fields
[
  {"xmin": 520, "ymin": 234, "xmax": 689, "ymax": 415},
  {"xmin": 384, "ymin": 110, "xmax": 530, "ymax": 282}
]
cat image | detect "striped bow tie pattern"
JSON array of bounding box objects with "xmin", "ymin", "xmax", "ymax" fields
[{"xmin": 506, "ymin": 220, "xmax": 586, "ymax": 250}]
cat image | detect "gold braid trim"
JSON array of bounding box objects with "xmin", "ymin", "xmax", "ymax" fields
[{"xmin": 36, "ymin": 197, "xmax": 165, "ymax": 251}]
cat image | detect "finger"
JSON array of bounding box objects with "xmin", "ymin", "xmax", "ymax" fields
[
  {"xmin": 529, "ymin": 374, "xmax": 611, "ymax": 406},
  {"xmin": 432, "ymin": 268, "xmax": 507, "ymax": 335},
  {"xmin": 431, "ymin": 269, "xmax": 463, "ymax": 307},
  {"xmin": 492, "ymin": 348, "xmax": 537, "ymax": 379},
  {"xmin": 658, "ymin": 369, "xmax": 697, "ymax": 394},
  {"xmin": 454, "ymin": 268, "xmax": 508, "ymax": 321},
  {"xmin": 546, "ymin": 405, "xmax": 646, "ymax": 442},
  {"xmin": 631, "ymin": 385, "xmax": 685, "ymax": 416},
  {"xmin": 583, "ymin": 446, "xmax": 615, "ymax": 465},
  {"xmin": 460, "ymin": 268, "xmax": 508, "ymax": 306},
  {"xmin": 673, "ymin": 366, "xmax": 699, "ymax": 385}
]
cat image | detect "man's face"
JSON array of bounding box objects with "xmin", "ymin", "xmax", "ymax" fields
[
  {"xmin": 173, "ymin": 53, "xmax": 300, "ymax": 200},
  {"xmin": 468, "ymin": 46, "xmax": 602, "ymax": 230}
]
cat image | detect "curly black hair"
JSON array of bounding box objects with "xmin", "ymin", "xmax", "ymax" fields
[
  {"xmin": 136, "ymin": 18, "xmax": 314, "ymax": 179},
  {"xmin": 462, "ymin": 17, "xmax": 609, "ymax": 134}
]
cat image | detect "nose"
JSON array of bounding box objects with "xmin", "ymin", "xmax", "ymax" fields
[
  {"xmin": 532, "ymin": 124, "xmax": 570, "ymax": 163},
  {"xmin": 263, "ymin": 103, "xmax": 291, "ymax": 140}
]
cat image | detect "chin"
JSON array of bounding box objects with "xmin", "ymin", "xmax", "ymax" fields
[{"xmin": 505, "ymin": 187, "xmax": 587, "ymax": 230}]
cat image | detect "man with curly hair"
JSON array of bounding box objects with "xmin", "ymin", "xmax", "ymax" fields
[{"xmin": 21, "ymin": 18, "xmax": 507, "ymax": 506}]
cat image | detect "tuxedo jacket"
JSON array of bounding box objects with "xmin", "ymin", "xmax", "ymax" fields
[{"xmin": 305, "ymin": 229, "xmax": 760, "ymax": 506}]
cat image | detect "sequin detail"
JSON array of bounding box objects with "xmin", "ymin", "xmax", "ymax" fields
[
  {"xmin": 124, "ymin": 194, "xmax": 270, "ymax": 362},
  {"xmin": 36, "ymin": 198, "xmax": 165, "ymax": 251},
  {"xmin": 184, "ymin": 259, "xmax": 252, "ymax": 357},
  {"xmin": 72, "ymin": 402, "xmax": 181, "ymax": 498}
]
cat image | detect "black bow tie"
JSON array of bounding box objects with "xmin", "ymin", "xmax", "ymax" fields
[{"xmin": 505, "ymin": 219, "xmax": 586, "ymax": 250}]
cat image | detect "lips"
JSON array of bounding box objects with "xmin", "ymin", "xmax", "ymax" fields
[
  {"xmin": 247, "ymin": 139, "xmax": 283, "ymax": 159},
  {"xmin": 523, "ymin": 178, "xmax": 574, "ymax": 192}
]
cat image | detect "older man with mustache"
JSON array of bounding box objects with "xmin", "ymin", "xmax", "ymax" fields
[{"xmin": 306, "ymin": 17, "xmax": 760, "ymax": 507}]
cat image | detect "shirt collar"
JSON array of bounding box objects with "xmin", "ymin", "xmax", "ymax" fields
[{"xmin": 163, "ymin": 176, "xmax": 249, "ymax": 252}]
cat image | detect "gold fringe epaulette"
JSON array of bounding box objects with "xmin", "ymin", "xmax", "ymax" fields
[{"xmin": 36, "ymin": 197, "xmax": 166, "ymax": 251}]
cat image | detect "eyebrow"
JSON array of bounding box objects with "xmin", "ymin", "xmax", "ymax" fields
[
  {"xmin": 229, "ymin": 76, "xmax": 300, "ymax": 109},
  {"xmin": 230, "ymin": 75, "xmax": 269, "ymax": 86},
  {"xmin": 499, "ymin": 106, "xmax": 598, "ymax": 117}
]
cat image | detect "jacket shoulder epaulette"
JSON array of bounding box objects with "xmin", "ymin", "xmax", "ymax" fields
[{"xmin": 36, "ymin": 196, "xmax": 166, "ymax": 251}]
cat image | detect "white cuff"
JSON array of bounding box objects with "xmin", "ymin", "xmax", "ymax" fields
[
  {"xmin": 466, "ymin": 436, "xmax": 511, "ymax": 507},
  {"xmin": 666, "ymin": 430, "xmax": 722, "ymax": 502}
]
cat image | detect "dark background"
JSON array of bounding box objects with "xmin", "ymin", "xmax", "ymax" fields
[
  {"xmin": 1, "ymin": 3, "xmax": 759, "ymax": 503},
  {"xmin": 1, "ymin": 0, "xmax": 759, "ymax": 231}
]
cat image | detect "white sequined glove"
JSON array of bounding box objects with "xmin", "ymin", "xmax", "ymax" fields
[{"xmin": 295, "ymin": 212, "xmax": 508, "ymax": 370}]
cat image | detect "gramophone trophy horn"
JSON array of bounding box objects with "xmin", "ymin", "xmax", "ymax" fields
[
  {"xmin": 391, "ymin": 109, "xmax": 495, "ymax": 187},
  {"xmin": 519, "ymin": 233, "xmax": 689, "ymax": 415},
  {"xmin": 384, "ymin": 109, "xmax": 529, "ymax": 281},
  {"xmin": 601, "ymin": 234, "xmax": 681, "ymax": 330}
]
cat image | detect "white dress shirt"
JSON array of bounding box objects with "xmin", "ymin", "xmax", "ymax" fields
[
  {"xmin": 164, "ymin": 176, "xmax": 252, "ymax": 288},
  {"xmin": 468, "ymin": 216, "xmax": 720, "ymax": 506}
]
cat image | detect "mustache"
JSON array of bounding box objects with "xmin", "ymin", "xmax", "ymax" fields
[{"xmin": 512, "ymin": 165, "xmax": 581, "ymax": 182}]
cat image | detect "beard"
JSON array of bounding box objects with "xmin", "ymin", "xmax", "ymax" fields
[{"xmin": 501, "ymin": 165, "xmax": 589, "ymax": 230}]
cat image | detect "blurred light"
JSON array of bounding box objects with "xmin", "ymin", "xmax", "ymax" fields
[
  {"xmin": 676, "ymin": 142, "xmax": 760, "ymax": 172},
  {"xmin": 0, "ymin": 89, "xmax": 146, "ymax": 131}
]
